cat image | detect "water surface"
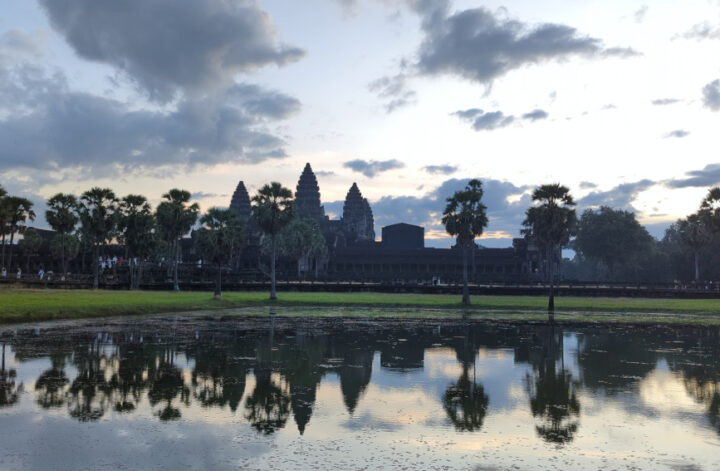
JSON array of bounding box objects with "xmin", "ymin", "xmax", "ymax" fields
[{"xmin": 1, "ymin": 314, "xmax": 719, "ymax": 470}]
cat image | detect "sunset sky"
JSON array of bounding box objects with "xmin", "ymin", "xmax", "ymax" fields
[{"xmin": 1, "ymin": 0, "xmax": 719, "ymax": 247}]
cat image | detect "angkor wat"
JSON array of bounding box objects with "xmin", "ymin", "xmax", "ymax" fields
[{"xmin": 230, "ymin": 163, "xmax": 541, "ymax": 282}]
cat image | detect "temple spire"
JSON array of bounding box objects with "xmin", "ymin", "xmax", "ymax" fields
[
  {"xmin": 295, "ymin": 163, "xmax": 325, "ymax": 221},
  {"xmin": 343, "ymin": 183, "xmax": 375, "ymax": 241},
  {"xmin": 229, "ymin": 181, "xmax": 251, "ymax": 221}
]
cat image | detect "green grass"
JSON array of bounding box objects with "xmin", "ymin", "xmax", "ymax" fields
[{"xmin": 1, "ymin": 287, "xmax": 720, "ymax": 325}]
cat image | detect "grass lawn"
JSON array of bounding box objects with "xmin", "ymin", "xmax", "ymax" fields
[{"xmin": 1, "ymin": 287, "xmax": 720, "ymax": 324}]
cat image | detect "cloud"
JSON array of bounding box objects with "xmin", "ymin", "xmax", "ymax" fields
[
  {"xmin": 677, "ymin": 22, "xmax": 720, "ymax": 41},
  {"xmin": 702, "ymin": 79, "xmax": 720, "ymax": 111},
  {"xmin": 633, "ymin": 5, "xmax": 648, "ymax": 23},
  {"xmin": 651, "ymin": 98, "xmax": 680, "ymax": 106},
  {"xmin": 0, "ymin": 65, "xmax": 299, "ymax": 175},
  {"xmin": 343, "ymin": 159, "xmax": 405, "ymax": 177},
  {"xmin": 667, "ymin": 163, "xmax": 720, "ymax": 188},
  {"xmin": 191, "ymin": 192, "xmax": 225, "ymax": 199},
  {"xmin": 453, "ymin": 107, "xmax": 547, "ymax": 131},
  {"xmin": 315, "ymin": 170, "xmax": 336, "ymax": 177},
  {"xmin": 579, "ymin": 181, "xmax": 597, "ymax": 189},
  {"xmin": 422, "ymin": 165, "xmax": 457, "ymax": 175},
  {"xmin": 0, "ymin": 30, "xmax": 45, "ymax": 58},
  {"xmin": 414, "ymin": 6, "xmax": 638, "ymax": 85},
  {"xmin": 38, "ymin": 0, "xmax": 304, "ymax": 102},
  {"xmin": 577, "ymin": 180, "xmax": 655, "ymax": 211},
  {"xmin": 664, "ymin": 129, "xmax": 689, "ymax": 138},
  {"xmin": 521, "ymin": 109, "xmax": 549, "ymax": 121},
  {"xmin": 368, "ymin": 73, "xmax": 417, "ymax": 113}
]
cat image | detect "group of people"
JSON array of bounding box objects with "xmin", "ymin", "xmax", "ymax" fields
[{"xmin": 1, "ymin": 266, "xmax": 52, "ymax": 280}]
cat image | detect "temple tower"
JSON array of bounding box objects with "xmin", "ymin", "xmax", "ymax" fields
[
  {"xmin": 342, "ymin": 183, "xmax": 375, "ymax": 241},
  {"xmin": 229, "ymin": 181, "xmax": 251, "ymax": 221},
  {"xmin": 295, "ymin": 163, "xmax": 325, "ymax": 221}
]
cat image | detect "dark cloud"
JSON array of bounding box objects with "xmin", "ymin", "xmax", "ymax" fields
[
  {"xmin": 453, "ymin": 107, "xmax": 547, "ymax": 131},
  {"xmin": 702, "ymin": 79, "xmax": 720, "ymax": 111},
  {"xmin": 422, "ymin": 165, "xmax": 458, "ymax": 175},
  {"xmin": 664, "ymin": 129, "xmax": 689, "ymax": 138},
  {"xmin": 0, "ymin": 66, "xmax": 299, "ymax": 175},
  {"xmin": 368, "ymin": 73, "xmax": 417, "ymax": 113},
  {"xmin": 651, "ymin": 98, "xmax": 680, "ymax": 106},
  {"xmin": 315, "ymin": 170, "xmax": 336, "ymax": 177},
  {"xmin": 677, "ymin": 22, "xmax": 720, "ymax": 41},
  {"xmin": 577, "ymin": 180, "xmax": 654, "ymax": 211},
  {"xmin": 414, "ymin": 6, "xmax": 637, "ymax": 85},
  {"xmin": 521, "ymin": 109, "xmax": 549, "ymax": 121},
  {"xmin": 343, "ymin": 159, "xmax": 405, "ymax": 177},
  {"xmin": 38, "ymin": 0, "xmax": 304, "ymax": 102},
  {"xmin": 667, "ymin": 163, "xmax": 720, "ymax": 189}
]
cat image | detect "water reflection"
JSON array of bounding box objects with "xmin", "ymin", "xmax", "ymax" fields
[
  {"xmin": 2, "ymin": 318, "xmax": 720, "ymax": 450},
  {"xmin": 525, "ymin": 327, "xmax": 580, "ymax": 443}
]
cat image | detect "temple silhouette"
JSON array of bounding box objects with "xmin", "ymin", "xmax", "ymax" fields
[{"xmin": 229, "ymin": 163, "xmax": 541, "ymax": 282}]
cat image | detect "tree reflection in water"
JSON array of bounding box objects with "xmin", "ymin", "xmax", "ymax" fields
[
  {"xmin": 526, "ymin": 326, "xmax": 581, "ymax": 444},
  {"xmin": 443, "ymin": 326, "xmax": 489, "ymax": 432},
  {"xmin": 35, "ymin": 352, "xmax": 70, "ymax": 409},
  {"xmin": 148, "ymin": 348, "xmax": 190, "ymax": 421},
  {"xmin": 0, "ymin": 343, "xmax": 23, "ymax": 408}
]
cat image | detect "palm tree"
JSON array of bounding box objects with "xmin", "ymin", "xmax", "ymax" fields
[
  {"xmin": 195, "ymin": 208, "xmax": 244, "ymax": 298},
  {"xmin": 4, "ymin": 196, "xmax": 36, "ymax": 270},
  {"xmin": 676, "ymin": 213, "xmax": 711, "ymax": 281},
  {"xmin": 45, "ymin": 193, "xmax": 78, "ymax": 274},
  {"xmin": 77, "ymin": 188, "xmax": 118, "ymax": 289},
  {"xmin": 274, "ymin": 218, "xmax": 327, "ymax": 279},
  {"xmin": 18, "ymin": 228, "xmax": 43, "ymax": 273},
  {"xmin": 118, "ymin": 195, "xmax": 156, "ymax": 289},
  {"xmin": 441, "ymin": 179, "xmax": 488, "ymax": 305},
  {"xmin": 521, "ymin": 184, "xmax": 577, "ymax": 318},
  {"xmin": 155, "ymin": 189, "xmax": 199, "ymax": 291},
  {"xmin": 252, "ymin": 182, "xmax": 294, "ymax": 300}
]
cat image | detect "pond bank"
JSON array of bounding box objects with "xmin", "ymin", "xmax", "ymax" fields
[{"xmin": 2, "ymin": 288, "xmax": 720, "ymax": 325}]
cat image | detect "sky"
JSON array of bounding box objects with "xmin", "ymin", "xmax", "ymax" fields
[{"xmin": 1, "ymin": 0, "xmax": 719, "ymax": 247}]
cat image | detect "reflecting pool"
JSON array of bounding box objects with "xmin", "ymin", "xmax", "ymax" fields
[{"xmin": 1, "ymin": 314, "xmax": 720, "ymax": 470}]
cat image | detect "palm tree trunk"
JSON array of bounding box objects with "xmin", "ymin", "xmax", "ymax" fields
[
  {"xmin": 173, "ymin": 238, "xmax": 180, "ymax": 291},
  {"xmin": 61, "ymin": 233, "xmax": 66, "ymax": 275},
  {"xmin": 92, "ymin": 244, "xmax": 99, "ymax": 290},
  {"xmin": 7, "ymin": 230, "xmax": 15, "ymax": 269},
  {"xmin": 270, "ymin": 235, "xmax": 277, "ymax": 300},
  {"xmin": 547, "ymin": 246, "xmax": 555, "ymax": 322},
  {"xmin": 214, "ymin": 263, "xmax": 222, "ymax": 298},
  {"xmin": 462, "ymin": 244, "xmax": 470, "ymax": 305},
  {"xmin": 2, "ymin": 233, "xmax": 6, "ymax": 268},
  {"xmin": 694, "ymin": 250, "xmax": 700, "ymax": 282}
]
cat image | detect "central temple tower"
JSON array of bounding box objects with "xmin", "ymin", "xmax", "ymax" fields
[{"xmin": 295, "ymin": 163, "xmax": 325, "ymax": 221}]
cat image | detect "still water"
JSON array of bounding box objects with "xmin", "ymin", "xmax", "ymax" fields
[{"xmin": 1, "ymin": 314, "xmax": 719, "ymax": 470}]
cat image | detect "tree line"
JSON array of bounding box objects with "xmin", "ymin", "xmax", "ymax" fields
[
  {"xmin": 0, "ymin": 182, "xmax": 326, "ymax": 299},
  {"xmin": 2, "ymin": 180, "xmax": 720, "ymax": 303}
]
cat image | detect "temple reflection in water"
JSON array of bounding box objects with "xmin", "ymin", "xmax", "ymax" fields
[{"xmin": 2, "ymin": 317, "xmax": 719, "ymax": 446}]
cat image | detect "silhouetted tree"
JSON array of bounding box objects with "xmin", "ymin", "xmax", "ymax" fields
[
  {"xmin": 442, "ymin": 179, "xmax": 488, "ymax": 305},
  {"xmin": 195, "ymin": 208, "xmax": 244, "ymax": 298},
  {"xmin": 118, "ymin": 194, "xmax": 156, "ymax": 289},
  {"xmin": 77, "ymin": 188, "xmax": 118, "ymax": 289},
  {"xmin": 45, "ymin": 193, "xmax": 78, "ymax": 274},
  {"xmin": 574, "ymin": 206, "xmax": 654, "ymax": 281},
  {"xmin": 252, "ymin": 182, "xmax": 294, "ymax": 300},
  {"xmin": 522, "ymin": 184, "xmax": 576, "ymax": 318},
  {"xmin": 274, "ymin": 218, "xmax": 327, "ymax": 279},
  {"xmin": 156, "ymin": 189, "xmax": 198, "ymax": 291},
  {"xmin": 676, "ymin": 213, "xmax": 712, "ymax": 281},
  {"xmin": 18, "ymin": 227, "xmax": 42, "ymax": 273},
  {"xmin": 50, "ymin": 233, "xmax": 80, "ymax": 275},
  {"xmin": 3, "ymin": 196, "xmax": 35, "ymax": 270}
]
